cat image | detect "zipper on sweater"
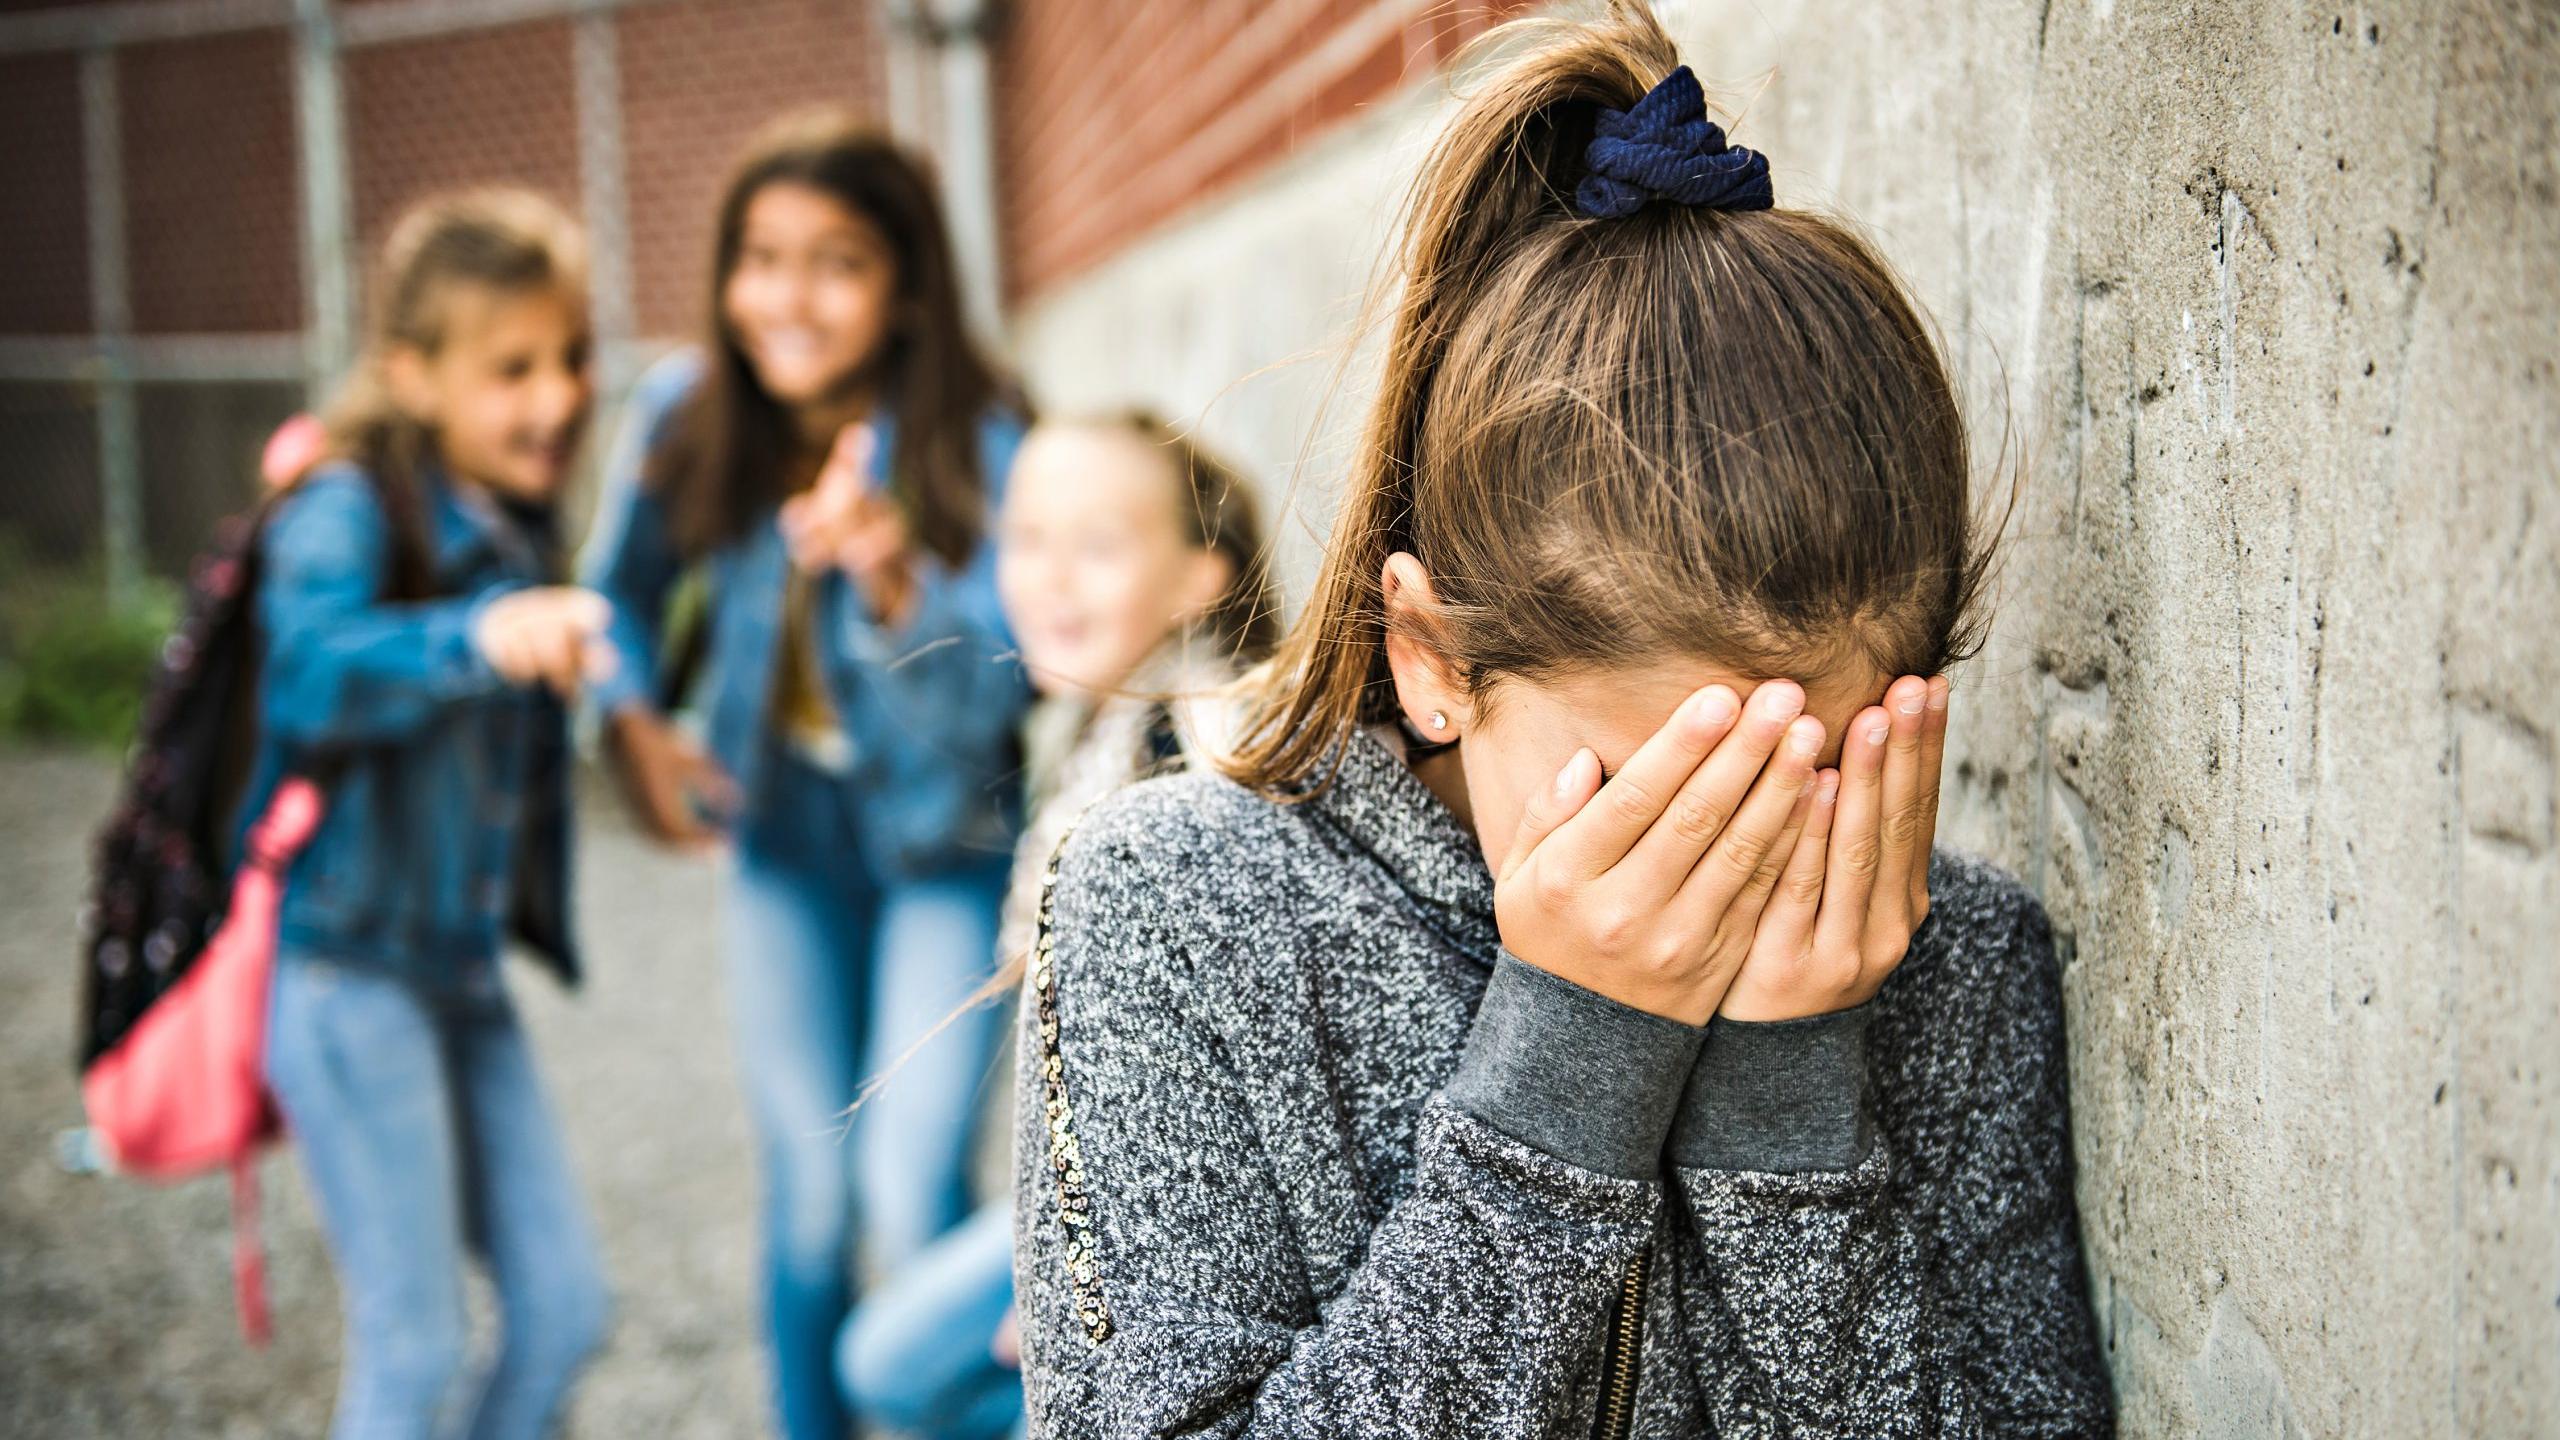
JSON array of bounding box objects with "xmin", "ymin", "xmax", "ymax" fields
[{"xmin": 1593, "ymin": 1248, "xmax": 1648, "ymax": 1440}]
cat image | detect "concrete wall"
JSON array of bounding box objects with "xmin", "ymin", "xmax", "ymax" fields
[{"xmin": 1007, "ymin": 1, "xmax": 2559, "ymax": 1432}]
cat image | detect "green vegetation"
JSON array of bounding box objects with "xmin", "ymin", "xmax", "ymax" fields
[{"xmin": 0, "ymin": 539, "xmax": 176, "ymax": 749}]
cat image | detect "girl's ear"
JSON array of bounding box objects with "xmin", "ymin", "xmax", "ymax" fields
[
  {"xmin": 382, "ymin": 344, "xmax": 440, "ymax": 424},
  {"xmin": 1380, "ymin": 552, "xmax": 1470, "ymax": 737}
]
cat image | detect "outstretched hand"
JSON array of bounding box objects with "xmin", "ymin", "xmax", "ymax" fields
[
  {"xmin": 604, "ymin": 707, "xmax": 737, "ymax": 852},
  {"xmin": 470, "ymin": 586, "xmax": 616, "ymax": 699}
]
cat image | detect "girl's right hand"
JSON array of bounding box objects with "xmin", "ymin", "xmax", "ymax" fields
[
  {"xmin": 605, "ymin": 707, "xmax": 736, "ymax": 851},
  {"xmin": 471, "ymin": 586, "xmax": 615, "ymax": 698},
  {"xmin": 1718, "ymin": 675, "xmax": 1946, "ymax": 1021},
  {"xmin": 781, "ymin": 424, "xmax": 920, "ymax": 624},
  {"xmin": 1493, "ymin": 682, "xmax": 1828, "ymax": 1026}
]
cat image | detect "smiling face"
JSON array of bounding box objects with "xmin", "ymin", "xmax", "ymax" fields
[
  {"xmin": 996, "ymin": 423, "xmax": 1233, "ymax": 699},
  {"xmin": 389, "ymin": 283, "xmax": 592, "ymax": 503},
  {"xmin": 721, "ymin": 181, "xmax": 900, "ymax": 415}
]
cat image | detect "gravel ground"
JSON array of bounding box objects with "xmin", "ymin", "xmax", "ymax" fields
[{"xmin": 0, "ymin": 747, "xmax": 772, "ymax": 1436}]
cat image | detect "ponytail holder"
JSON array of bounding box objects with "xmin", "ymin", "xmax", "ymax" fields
[{"xmin": 1574, "ymin": 65, "xmax": 1773, "ymax": 220}]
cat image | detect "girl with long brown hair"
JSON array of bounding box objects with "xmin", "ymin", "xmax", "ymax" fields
[
  {"xmin": 580, "ymin": 110, "xmax": 1028, "ymax": 1439},
  {"xmin": 1011, "ymin": 7, "xmax": 2112, "ymax": 1436}
]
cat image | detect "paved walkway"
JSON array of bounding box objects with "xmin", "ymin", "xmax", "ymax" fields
[{"xmin": 0, "ymin": 747, "xmax": 770, "ymax": 1436}]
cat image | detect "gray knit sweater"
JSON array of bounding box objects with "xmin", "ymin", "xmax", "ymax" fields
[{"xmin": 1013, "ymin": 726, "xmax": 2113, "ymax": 1438}]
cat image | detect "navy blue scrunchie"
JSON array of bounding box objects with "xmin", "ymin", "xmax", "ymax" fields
[{"xmin": 1574, "ymin": 65, "xmax": 1773, "ymax": 220}]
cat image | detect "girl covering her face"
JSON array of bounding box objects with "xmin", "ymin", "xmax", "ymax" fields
[{"xmin": 1010, "ymin": 6, "xmax": 2112, "ymax": 1436}]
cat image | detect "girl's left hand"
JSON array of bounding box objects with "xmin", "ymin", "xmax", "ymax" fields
[
  {"xmin": 781, "ymin": 423, "xmax": 919, "ymax": 624},
  {"xmin": 1717, "ymin": 674, "xmax": 1948, "ymax": 1022}
]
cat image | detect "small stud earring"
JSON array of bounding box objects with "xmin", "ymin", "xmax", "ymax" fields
[{"xmin": 1426, "ymin": 710, "xmax": 1448, "ymax": 732}]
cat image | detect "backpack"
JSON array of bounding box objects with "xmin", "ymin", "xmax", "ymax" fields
[
  {"xmin": 75, "ymin": 501, "xmax": 316, "ymax": 1344},
  {"xmin": 79, "ymin": 508, "xmax": 272, "ymax": 1078}
]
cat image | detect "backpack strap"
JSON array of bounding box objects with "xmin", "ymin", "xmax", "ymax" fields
[
  {"xmin": 230, "ymin": 1154, "xmax": 271, "ymax": 1346},
  {"xmin": 239, "ymin": 775, "xmax": 328, "ymax": 875}
]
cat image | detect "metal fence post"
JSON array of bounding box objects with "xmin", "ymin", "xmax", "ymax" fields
[
  {"xmin": 294, "ymin": 0, "xmax": 352, "ymax": 407},
  {"xmin": 932, "ymin": 0, "xmax": 1006, "ymax": 349},
  {"xmin": 572, "ymin": 1, "xmax": 636, "ymax": 398},
  {"xmin": 80, "ymin": 44, "xmax": 142, "ymax": 607},
  {"xmin": 891, "ymin": 0, "xmax": 1005, "ymax": 350}
]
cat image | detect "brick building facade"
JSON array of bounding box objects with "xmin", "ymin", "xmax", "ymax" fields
[
  {"xmin": 990, "ymin": 0, "xmax": 1529, "ymax": 299},
  {"xmin": 0, "ymin": 0, "xmax": 880, "ymax": 579},
  {"xmin": 0, "ymin": 0, "xmax": 1518, "ymax": 581}
]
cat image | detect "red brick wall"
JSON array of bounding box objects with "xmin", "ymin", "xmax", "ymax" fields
[
  {"xmin": 6, "ymin": 0, "xmax": 1502, "ymax": 339},
  {"xmin": 344, "ymin": 19, "xmax": 585, "ymax": 265},
  {"xmin": 122, "ymin": 28, "xmax": 302, "ymax": 333},
  {"xmin": 618, "ymin": 0, "xmax": 881, "ymax": 337},
  {"xmin": 0, "ymin": 50, "xmax": 91, "ymax": 335},
  {"xmin": 0, "ymin": 2, "xmax": 880, "ymax": 344},
  {"xmin": 992, "ymin": 0, "xmax": 1534, "ymax": 302}
]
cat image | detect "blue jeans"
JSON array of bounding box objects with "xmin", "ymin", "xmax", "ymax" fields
[
  {"xmin": 840, "ymin": 1203, "xmax": 1023, "ymax": 1440},
  {"xmin": 266, "ymin": 953, "xmax": 610, "ymax": 1440},
  {"xmin": 726, "ymin": 749, "xmax": 1011, "ymax": 1440}
]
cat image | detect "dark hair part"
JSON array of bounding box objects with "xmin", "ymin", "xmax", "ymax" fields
[
  {"xmin": 1223, "ymin": 3, "xmax": 1994, "ymax": 794},
  {"xmin": 307, "ymin": 188, "xmax": 586, "ymax": 599},
  {"xmin": 652, "ymin": 108, "xmax": 1013, "ymax": 564},
  {"xmin": 1078, "ymin": 409, "xmax": 1282, "ymax": 665}
]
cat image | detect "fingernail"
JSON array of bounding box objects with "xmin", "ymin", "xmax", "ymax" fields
[
  {"xmin": 1864, "ymin": 716, "xmax": 1890, "ymax": 746},
  {"xmin": 1816, "ymin": 771, "xmax": 1840, "ymax": 805},
  {"xmin": 1789, "ymin": 721, "xmax": 1821, "ymax": 757},
  {"xmin": 1553, "ymin": 750, "xmax": 1585, "ymax": 797},
  {"xmin": 1698, "ymin": 687, "xmax": 1737, "ymax": 725},
  {"xmin": 1928, "ymin": 677, "xmax": 1950, "ymax": 712},
  {"xmin": 1760, "ymin": 682, "xmax": 1803, "ymax": 720},
  {"xmin": 1896, "ymin": 683, "xmax": 1926, "ymax": 716}
]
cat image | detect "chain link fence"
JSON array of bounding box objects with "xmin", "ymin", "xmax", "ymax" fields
[{"xmin": 0, "ymin": 0, "xmax": 887, "ymax": 740}]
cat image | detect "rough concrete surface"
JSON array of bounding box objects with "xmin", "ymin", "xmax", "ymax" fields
[
  {"xmin": 0, "ymin": 750, "xmax": 767, "ymax": 1435},
  {"xmin": 1013, "ymin": 1, "xmax": 2559, "ymax": 1432}
]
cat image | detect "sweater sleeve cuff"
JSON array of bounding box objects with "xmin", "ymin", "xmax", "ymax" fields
[
  {"xmin": 446, "ymin": 587, "xmax": 519, "ymax": 694},
  {"xmin": 583, "ymin": 631, "xmax": 651, "ymax": 717},
  {"xmin": 1670, "ymin": 1004, "xmax": 1877, "ymax": 1173},
  {"xmin": 1444, "ymin": 950, "xmax": 1704, "ymax": 1182}
]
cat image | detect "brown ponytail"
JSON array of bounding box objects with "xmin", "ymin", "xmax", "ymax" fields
[{"xmin": 1221, "ymin": 2, "xmax": 1992, "ymax": 795}]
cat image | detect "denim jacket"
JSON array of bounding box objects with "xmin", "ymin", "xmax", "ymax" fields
[
  {"xmin": 251, "ymin": 463, "xmax": 577, "ymax": 991},
  {"xmin": 581, "ymin": 351, "xmax": 1029, "ymax": 879}
]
